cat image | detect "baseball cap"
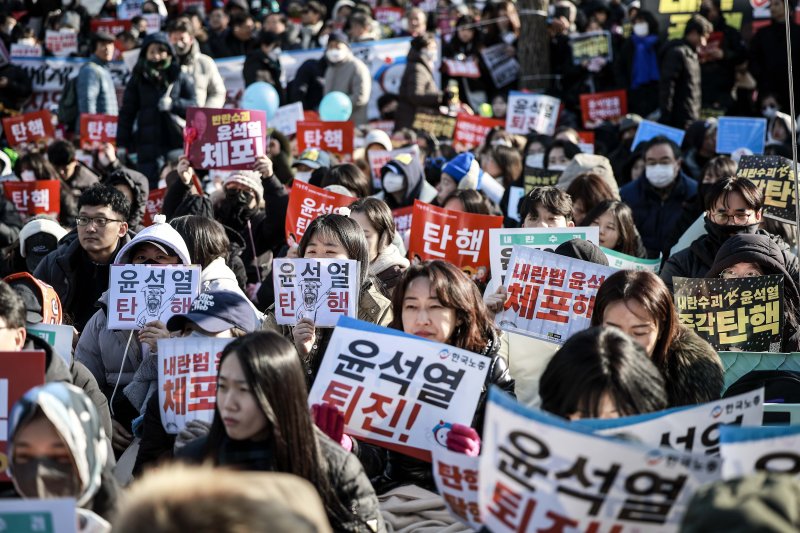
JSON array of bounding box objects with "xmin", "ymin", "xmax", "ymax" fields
[
  {"xmin": 167, "ymin": 291, "xmax": 258, "ymax": 334},
  {"xmin": 293, "ymin": 148, "xmax": 331, "ymax": 170}
]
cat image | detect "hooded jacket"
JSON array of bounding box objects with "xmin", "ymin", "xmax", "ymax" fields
[
  {"xmin": 103, "ymin": 167, "xmax": 150, "ymax": 232},
  {"xmin": 177, "ymin": 39, "xmax": 226, "ymax": 108},
  {"xmin": 373, "ymin": 154, "xmax": 437, "ymax": 209},
  {"xmin": 396, "ymin": 47, "xmax": 442, "ymax": 130}
]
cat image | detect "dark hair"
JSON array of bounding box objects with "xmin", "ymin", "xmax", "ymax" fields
[
  {"xmin": 642, "ymin": 135, "xmax": 682, "ymax": 160},
  {"xmin": 298, "ymin": 214, "xmax": 370, "ymax": 287},
  {"xmin": 409, "ymin": 32, "xmax": 435, "ymax": 51},
  {"xmin": 322, "ymin": 164, "xmax": 372, "ymax": 198},
  {"xmin": 442, "ymin": 189, "xmax": 492, "ymax": 215},
  {"xmin": 581, "ymin": 200, "xmax": 641, "ymax": 256},
  {"xmin": 0, "ymin": 280, "xmax": 26, "ymax": 329},
  {"xmin": 487, "ymin": 146, "xmax": 522, "ymax": 187},
  {"xmin": 167, "ymin": 18, "xmax": 193, "ymax": 35},
  {"xmin": 591, "ymin": 270, "xmax": 678, "ymax": 367},
  {"xmin": 348, "ymin": 197, "xmax": 396, "ymax": 251},
  {"xmin": 544, "ymin": 139, "xmax": 580, "ymax": 169},
  {"xmin": 566, "ymin": 172, "xmax": 617, "ymax": 223},
  {"xmin": 524, "ymin": 134, "xmax": 552, "ymax": 155},
  {"xmin": 540, "ymin": 326, "xmax": 667, "ymax": 419},
  {"xmin": 46, "ymin": 140, "xmax": 76, "ymax": 167},
  {"xmin": 390, "ymin": 261, "xmax": 497, "ymax": 353},
  {"xmin": 230, "ymin": 12, "xmax": 254, "ymax": 28},
  {"xmin": 78, "ymin": 184, "xmax": 131, "ymax": 220},
  {"xmin": 684, "ymin": 14, "xmax": 713, "ymax": 36},
  {"xmin": 700, "ymin": 155, "xmax": 737, "ymax": 183},
  {"xmin": 519, "ymin": 186, "xmax": 573, "ymax": 222},
  {"xmin": 704, "ymin": 176, "xmax": 764, "ymax": 212},
  {"xmin": 304, "ymin": 1, "xmax": 327, "ymax": 17},
  {"xmin": 633, "ymin": 9, "xmax": 659, "ymax": 35},
  {"xmin": 169, "ymin": 216, "xmax": 230, "ymax": 269},
  {"xmin": 16, "ymin": 152, "xmax": 57, "ymax": 181}
]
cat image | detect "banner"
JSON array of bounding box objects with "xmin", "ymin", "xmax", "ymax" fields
[
  {"xmin": 284, "ymin": 181, "xmax": 353, "ymax": 245},
  {"xmin": 736, "ymin": 155, "xmax": 796, "ymax": 223},
  {"xmin": 631, "ymin": 119, "xmax": 686, "ymax": 150},
  {"xmin": 45, "ymin": 30, "xmax": 79, "ymax": 57},
  {"xmin": 495, "ymin": 246, "xmax": 615, "ymax": 343},
  {"xmin": 506, "ymin": 92, "xmax": 560, "ymax": 135},
  {"xmin": 716, "ymin": 117, "xmax": 767, "ymax": 155},
  {"xmin": 1, "ymin": 110, "xmax": 55, "ymax": 147},
  {"xmin": 0, "ymin": 351, "xmax": 46, "ymax": 482},
  {"xmin": 576, "ymin": 388, "xmax": 764, "ymax": 456},
  {"xmin": 108, "ymin": 264, "xmax": 201, "ymax": 330},
  {"xmin": 674, "ymin": 275, "xmax": 784, "ymax": 352},
  {"xmin": 79, "ymin": 113, "xmax": 118, "ymax": 150},
  {"xmin": 453, "ymin": 114, "xmax": 504, "ymax": 149},
  {"xmin": 272, "ymin": 258, "xmax": 359, "ymax": 326},
  {"xmin": 272, "ymin": 102, "xmax": 304, "ymax": 136},
  {"xmin": 443, "ymin": 57, "xmax": 481, "ymax": 78},
  {"xmin": 720, "ymin": 424, "xmax": 800, "ymax": 479},
  {"xmin": 523, "ymin": 167, "xmax": 561, "ymax": 191},
  {"xmin": 479, "ymin": 43, "xmax": 520, "ymax": 89},
  {"xmin": 569, "ymin": 31, "xmax": 613, "ymax": 64},
  {"xmin": 432, "ymin": 447, "xmax": 482, "ymax": 530},
  {"xmin": 27, "ymin": 323, "xmax": 74, "ymax": 366},
  {"xmin": 185, "ymin": 107, "xmax": 267, "ymax": 171},
  {"xmin": 4, "ymin": 180, "xmax": 61, "ymax": 219},
  {"xmin": 142, "ymin": 188, "xmax": 167, "ymax": 227},
  {"xmin": 296, "ymin": 120, "xmax": 354, "ymax": 161},
  {"xmin": 0, "ymin": 498, "xmax": 76, "ymax": 533},
  {"xmin": 367, "ymin": 146, "xmax": 419, "ymax": 190},
  {"xmin": 157, "ymin": 337, "xmax": 232, "ymax": 434},
  {"xmin": 602, "ymin": 246, "xmax": 661, "ymax": 273},
  {"xmin": 411, "ymin": 113, "xmax": 457, "ymax": 139},
  {"xmin": 579, "ymin": 89, "xmax": 627, "ymax": 129},
  {"xmin": 480, "ymin": 389, "xmax": 722, "ymax": 533},
  {"xmin": 307, "ymin": 317, "xmax": 490, "ymax": 461},
  {"xmin": 407, "ymin": 200, "xmax": 503, "ymax": 283}
]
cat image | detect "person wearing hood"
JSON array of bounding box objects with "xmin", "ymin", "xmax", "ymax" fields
[
  {"xmin": 74, "ymin": 216, "xmax": 192, "ymax": 456},
  {"xmin": 0, "ymin": 217, "xmax": 67, "ymax": 278},
  {"xmin": 374, "ymin": 153, "xmax": 437, "ymax": 209},
  {"xmin": 323, "ymin": 31, "xmax": 371, "ymax": 126},
  {"xmin": 8, "ymin": 383, "xmax": 120, "ymax": 530},
  {"xmin": 707, "ymin": 233, "xmax": 800, "ymax": 352},
  {"xmin": 434, "ymin": 152, "xmax": 503, "ymax": 207},
  {"xmin": 661, "ymin": 176, "xmax": 800, "ymax": 292},
  {"xmin": 243, "ymin": 31, "xmax": 285, "ymax": 103},
  {"xmin": 103, "ymin": 167, "xmax": 150, "ymax": 233},
  {"xmin": 117, "ymin": 32, "xmax": 197, "ymax": 187},
  {"xmin": 168, "ymin": 18, "xmax": 226, "ymax": 108},
  {"xmin": 395, "ymin": 33, "xmax": 446, "ymax": 130}
]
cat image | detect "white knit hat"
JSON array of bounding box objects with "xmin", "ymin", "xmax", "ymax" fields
[
  {"xmin": 224, "ymin": 171, "xmax": 264, "ymax": 205},
  {"xmin": 19, "ymin": 218, "xmax": 69, "ymax": 258}
]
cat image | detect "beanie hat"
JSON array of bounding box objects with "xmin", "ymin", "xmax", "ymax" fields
[
  {"xmin": 553, "ymin": 238, "xmax": 609, "ymax": 266},
  {"xmin": 328, "ymin": 30, "xmax": 350, "ymax": 47},
  {"xmin": 224, "ymin": 171, "xmax": 264, "ymax": 205},
  {"xmin": 364, "ymin": 129, "xmax": 392, "ymax": 152},
  {"xmin": 442, "ymin": 152, "xmax": 483, "ymax": 191}
]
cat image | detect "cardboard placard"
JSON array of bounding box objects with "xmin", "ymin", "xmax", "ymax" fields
[
  {"xmin": 284, "ymin": 181, "xmax": 353, "ymax": 245},
  {"xmin": 79, "ymin": 113, "xmax": 118, "ymax": 150},
  {"xmin": 631, "ymin": 119, "xmax": 686, "ymax": 150},
  {"xmin": 45, "ymin": 30, "xmax": 79, "ymax": 57},
  {"xmin": 453, "ymin": 114, "xmax": 505, "ymax": 149},
  {"xmin": 185, "ymin": 107, "xmax": 268, "ymax": 170},
  {"xmin": 479, "ymin": 43, "xmax": 520, "ymax": 89},
  {"xmin": 2, "ymin": 110, "xmax": 55, "ymax": 147},
  {"xmin": 716, "ymin": 116, "xmax": 767, "ymax": 155},
  {"xmin": 272, "ymin": 102, "xmax": 304, "ymax": 136},
  {"xmin": 411, "ymin": 113, "xmax": 457, "ymax": 139},
  {"xmin": 569, "ymin": 31, "xmax": 613, "ymax": 64},
  {"xmin": 579, "ymin": 89, "xmax": 627, "ymax": 129},
  {"xmin": 142, "ymin": 188, "xmax": 167, "ymax": 227},
  {"xmin": 736, "ymin": 155, "xmax": 796, "ymax": 224},
  {"xmin": 296, "ymin": 120, "xmax": 354, "ymax": 161}
]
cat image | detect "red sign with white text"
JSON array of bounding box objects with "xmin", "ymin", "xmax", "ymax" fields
[
  {"xmin": 90, "ymin": 18, "xmax": 132, "ymax": 37},
  {"xmin": 2, "ymin": 110, "xmax": 55, "ymax": 147},
  {"xmin": 79, "ymin": 114, "xmax": 118, "ymax": 150},
  {"xmin": 579, "ymin": 89, "xmax": 627, "ymax": 129},
  {"xmin": 143, "ymin": 188, "xmax": 167, "ymax": 227},
  {"xmin": 297, "ymin": 121, "xmax": 354, "ymax": 161},
  {"xmin": 285, "ymin": 181, "xmax": 354, "ymax": 245},
  {"xmin": 453, "ymin": 114, "xmax": 505, "ymax": 149},
  {"xmin": 4, "ymin": 181, "xmax": 61, "ymax": 219},
  {"xmin": 392, "ymin": 206, "xmax": 414, "ymax": 234},
  {"xmin": 184, "ymin": 107, "xmax": 267, "ymax": 170}
]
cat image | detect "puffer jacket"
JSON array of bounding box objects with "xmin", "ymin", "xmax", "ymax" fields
[
  {"xmin": 102, "ymin": 166, "xmax": 150, "ymax": 232},
  {"xmin": 178, "ymin": 39, "xmax": 226, "ymax": 108},
  {"xmin": 77, "ymin": 55, "xmax": 119, "ymax": 123},
  {"xmin": 396, "ymin": 48, "xmax": 441, "ymax": 130},
  {"xmin": 324, "ymin": 54, "xmax": 371, "ymax": 126},
  {"xmin": 658, "ymin": 38, "xmax": 702, "ymax": 129},
  {"xmin": 661, "ymin": 327, "xmax": 723, "ymax": 407}
]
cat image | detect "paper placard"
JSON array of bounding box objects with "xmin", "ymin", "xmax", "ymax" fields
[
  {"xmin": 2, "ymin": 110, "xmax": 55, "ymax": 147},
  {"xmin": 272, "ymin": 102, "xmax": 304, "ymax": 136},
  {"xmin": 720, "ymin": 424, "xmax": 800, "ymax": 479},
  {"xmin": 284, "ymin": 181, "xmax": 353, "ymax": 245},
  {"xmin": 579, "ymin": 89, "xmax": 627, "ymax": 129},
  {"xmin": 0, "ymin": 498, "xmax": 77, "ymax": 533},
  {"xmin": 297, "ymin": 120, "xmax": 354, "ymax": 161},
  {"xmin": 735, "ymin": 154, "xmax": 797, "ymax": 224},
  {"xmin": 4, "ymin": 180, "xmax": 61, "ymax": 220},
  {"xmin": 453, "ymin": 114, "xmax": 504, "ymax": 149},
  {"xmin": 569, "ymin": 31, "xmax": 613, "ymax": 64},
  {"xmin": 716, "ymin": 116, "xmax": 767, "ymax": 155},
  {"xmin": 631, "ymin": 119, "xmax": 686, "ymax": 150},
  {"xmin": 601, "ymin": 246, "xmax": 661, "ymax": 273},
  {"xmin": 185, "ymin": 107, "xmax": 267, "ymax": 170},
  {"xmin": 506, "ymin": 92, "xmax": 560, "ymax": 135},
  {"xmin": 432, "ymin": 447, "xmax": 482, "ymax": 529},
  {"xmin": 27, "ymin": 324, "xmax": 74, "ymax": 366},
  {"xmin": 79, "ymin": 113, "xmax": 118, "ymax": 150}
]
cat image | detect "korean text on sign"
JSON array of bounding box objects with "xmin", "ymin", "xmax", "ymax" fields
[
  {"xmin": 433, "ymin": 447, "xmax": 482, "ymax": 530},
  {"xmin": 185, "ymin": 107, "xmax": 267, "ymax": 170},
  {"xmin": 569, "ymin": 31, "xmax": 613, "ymax": 64},
  {"xmin": 79, "ymin": 114, "xmax": 118, "ymax": 150},
  {"xmin": 579, "ymin": 89, "xmax": 627, "ymax": 129},
  {"xmin": 495, "ymin": 245, "xmax": 615, "ymax": 344},
  {"xmin": 453, "ymin": 114, "xmax": 505, "ymax": 149},
  {"xmin": 1, "ymin": 110, "xmax": 55, "ymax": 148},
  {"xmin": 736, "ymin": 155, "xmax": 796, "ymax": 224},
  {"xmin": 284, "ymin": 181, "xmax": 354, "ymax": 244},
  {"xmin": 273, "ymin": 258, "xmax": 359, "ymax": 327},
  {"xmin": 602, "ymin": 246, "xmax": 661, "ymax": 273},
  {"xmin": 307, "ymin": 317, "xmax": 490, "ymax": 462},
  {"xmin": 674, "ymin": 275, "xmax": 784, "ymax": 352},
  {"xmin": 157, "ymin": 337, "xmax": 232, "ymax": 434},
  {"xmin": 3, "ymin": 180, "xmax": 60, "ymax": 219},
  {"xmin": 480, "ymin": 389, "xmax": 722, "ymax": 533},
  {"xmin": 411, "ymin": 113, "xmax": 457, "ymax": 139},
  {"xmin": 720, "ymin": 424, "xmax": 800, "ymax": 480},
  {"xmin": 505, "ymin": 92, "xmax": 561, "ymax": 136},
  {"xmin": 523, "ymin": 168, "xmax": 562, "ymax": 191},
  {"xmin": 108, "ymin": 264, "xmax": 201, "ymax": 330},
  {"xmin": 297, "ymin": 120, "xmax": 355, "ymax": 160},
  {"xmin": 143, "ymin": 188, "xmax": 167, "ymax": 227}
]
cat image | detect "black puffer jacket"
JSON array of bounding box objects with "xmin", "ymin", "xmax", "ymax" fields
[
  {"xmin": 658, "ymin": 39, "xmax": 701, "ymax": 129},
  {"xmin": 102, "ymin": 167, "xmax": 149, "ymax": 232}
]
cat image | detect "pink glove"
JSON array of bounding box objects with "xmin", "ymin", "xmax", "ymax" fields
[
  {"xmin": 446, "ymin": 423, "xmax": 481, "ymax": 456},
  {"xmin": 312, "ymin": 403, "xmax": 352, "ymax": 452}
]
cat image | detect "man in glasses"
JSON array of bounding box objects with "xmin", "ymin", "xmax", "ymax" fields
[
  {"xmin": 34, "ymin": 184, "xmax": 131, "ymax": 331},
  {"xmin": 661, "ymin": 176, "xmax": 800, "ymax": 292}
]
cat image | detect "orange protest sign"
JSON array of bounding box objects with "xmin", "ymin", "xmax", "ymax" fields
[
  {"xmin": 285, "ymin": 181, "xmax": 354, "ymax": 245},
  {"xmin": 453, "ymin": 114, "xmax": 505, "ymax": 149}
]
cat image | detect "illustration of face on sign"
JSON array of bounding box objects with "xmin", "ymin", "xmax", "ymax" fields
[
  {"xmin": 298, "ymin": 279, "xmax": 322, "ymax": 321},
  {"xmin": 137, "ymin": 284, "xmax": 167, "ymax": 327}
]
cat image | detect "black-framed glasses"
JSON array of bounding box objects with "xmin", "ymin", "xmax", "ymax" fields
[
  {"xmin": 710, "ymin": 212, "xmax": 755, "ymax": 225},
  {"xmin": 76, "ymin": 216, "xmax": 124, "ymax": 228}
]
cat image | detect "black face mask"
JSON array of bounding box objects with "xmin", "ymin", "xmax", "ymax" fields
[
  {"xmin": 217, "ymin": 189, "xmax": 257, "ymax": 229},
  {"xmin": 14, "ymin": 458, "xmax": 79, "ymax": 499},
  {"xmin": 141, "ymin": 259, "xmax": 160, "ymax": 265},
  {"xmin": 706, "ymin": 218, "xmax": 760, "ymax": 240}
]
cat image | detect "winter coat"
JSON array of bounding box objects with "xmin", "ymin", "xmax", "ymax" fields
[
  {"xmin": 396, "ymin": 49, "xmax": 442, "ymax": 130},
  {"xmin": 177, "ymin": 429, "xmax": 386, "ymax": 533},
  {"xmin": 749, "ymin": 20, "xmax": 800, "ymax": 113},
  {"xmin": 661, "ymin": 327, "xmax": 723, "ymax": 407},
  {"xmin": 243, "ymin": 49, "xmax": 284, "ymax": 101},
  {"xmin": 102, "ymin": 166, "xmax": 149, "ymax": 232},
  {"xmin": 324, "ymin": 55, "xmax": 372, "ymax": 126},
  {"xmin": 370, "ymin": 244, "xmax": 409, "ymax": 297},
  {"xmin": 208, "ymin": 29, "xmax": 256, "ymax": 58},
  {"xmin": 161, "ymin": 172, "xmax": 214, "ymax": 220},
  {"xmin": 0, "ymin": 196, "xmax": 23, "ymax": 248},
  {"xmin": 658, "ymin": 39, "xmax": 702, "ymax": 129},
  {"xmin": 0, "ymin": 63, "xmax": 33, "ymax": 116},
  {"xmin": 371, "ymin": 154, "xmax": 437, "ymax": 209},
  {"xmin": 77, "ymin": 55, "xmax": 119, "ymax": 128},
  {"xmin": 178, "ymin": 40, "xmax": 227, "ymax": 108},
  {"xmin": 288, "ymin": 57, "xmax": 328, "ymax": 111},
  {"xmin": 700, "ymin": 18, "xmax": 746, "ymax": 110}
]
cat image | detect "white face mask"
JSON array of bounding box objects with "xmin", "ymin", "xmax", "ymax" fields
[
  {"xmin": 633, "ymin": 22, "xmax": 649, "ymax": 37},
  {"xmin": 20, "ymin": 170, "xmax": 35, "ymax": 182},
  {"xmin": 645, "ymin": 164, "xmax": 676, "ymax": 188},
  {"xmin": 318, "ymin": 34, "xmax": 329, "ymax": 48},
  {"xmin": 548, "ymin": 164, "xmax": 567, "ymax": 172},
  {"xmin": 763, "ymin": 105, "xmax": 778, "ymax": 119},
  {"xmin": 326, "ymin": 48, "xmax": 347, "ymax": 63},
  {"xmin": 382, "ymin": 171, "xmax": 405, "ymax": 193},
  {"xmin": 294, "ymin": 170, "xmax": 312, "ymax": 183},
  {"xmin": 526, "ymin": 153, "xmax": 544, "ymax": 168}
]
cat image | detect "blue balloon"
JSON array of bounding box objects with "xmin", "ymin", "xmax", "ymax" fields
[
  {"xmin": 319, "ymin": 91, "xmax": 353, "ymax": 122},
  {"xmin": 241, "ymin": 82, "xmax": 280, "ymax": 121}
]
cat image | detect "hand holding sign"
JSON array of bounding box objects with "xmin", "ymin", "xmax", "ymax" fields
[{"xmin": 293, "ymin": 317, "xmax": 316, "ymax": 357}]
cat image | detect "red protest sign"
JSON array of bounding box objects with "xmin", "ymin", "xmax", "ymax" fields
[
  {"xmin": 407, "ymin": 200, "xmax": 502, "ymax": 282},
  {"xmin": 184, "ymin": 107, "xmax": 267, "ymax": 170},
  {"xmin": 374, "ymin": 6, "xmax": 404, "ymax": 26},
  {"xmin": 1, "ymin": 110, "xmax": 55, "ymax": 148},
  {"xmin": 143, "ymin": 188, "xmax": 167, "ymax": 227},
  {"xmin": 579, "ymin": 89, "xmax": 627, "ymax": 129},
  {"xmin": 4, "ymin": 181, "xmax": 61, "ymax": 219},
  {"xmin": 392, "ymin": 206, "xmax": 413, "ymax": 234},
  {"xmin": 443, "ymin": 58, "xmax": 481, "ymax": 78},
  {"xmin": 79, "ymin": 114, "xmax": 118, "ymax": 150},
  {"xmin": 285, "ymin": 181, "xmax": 354, "ymax": 245},
  {"xmin": 90, "ymin": 18, "xmax": 132, "ymax": 37},
  {"xmin": 297, "ymin": 121, "xmax": 354, "ymax": 161},
  {"xmin": 453, "ymin": 114, "xmax": 504, "ymax": 149},
  {"xmin": 0, "ymin": 351, "xmax": 46, "ymax": 482}
]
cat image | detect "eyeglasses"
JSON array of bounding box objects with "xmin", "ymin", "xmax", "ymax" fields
[
  {"xmin": 710, "ymin": 212, "xmax": 755, "ymax": 225},
  {"xmin": 721, "ymin": 268, "xmax": 762, "ymax": 279},
  {"xmin": 76, "ymin": 216, "xmax": 124, "ymax": 228}
]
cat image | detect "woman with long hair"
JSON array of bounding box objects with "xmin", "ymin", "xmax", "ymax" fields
[
  {"xmin": 565, "ymin": 172, "xmax": 618, "ymax": 224},
  {"xmin": 581, "ymin": 200, "xmax": 647, "ymax": 257}
]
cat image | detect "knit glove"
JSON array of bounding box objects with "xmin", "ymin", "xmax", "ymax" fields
[{"xmin": 312, "ymin": 403, "xmax": 352, "ymax": 452}]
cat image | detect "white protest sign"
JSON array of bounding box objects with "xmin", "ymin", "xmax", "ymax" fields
[
  {"xmin": 142, "ymin": 13, "xmax": 161, "ymax": 34},
  {"xmin": 720, "ymin": 424, "xmax": 800, "ymax": 479},
  {"xmin": 575, "ymin": 388, "xmax": 765, "ymax": 456},
  {"xmin": 27, "ymin": 323, "xmax": 74, "ymax": 366},
  {"xmin": 272, "ymin": 258, "xmax": 359, "ymax": 327},
  {"xmin": 480, "ymin": 389, "xmax": 722, "ymax": 533},
  {"xmin": 506, "ymin": 186, "xmax": 525, "ymax": 222},
  {"xmin": 495, "ymin": 246, "xmax": 615, "ymax": 344},
  {"xmin": 10, "ymin": 43, "xmax": 43, "ymax": 58},
  {"xmin": 0, "ymin": 498, "xmax": 77, "ymax": 533},
  {"xmin": 480, "ymin": 43, "xmax": 520, "ymax": 89},
  {"xmin": 45, "ymin": 30, "xmax": 79, "ymax": 57},
  {"xmin": 432, "ymin": 447, "xmax": 482, "ymax": 530},
  {"xmin": 601, "ymin": 246, "xmax": 661, "ymax": 273},
  {"xmin": 307, "ymin": 317, "xmax": 490, "ymax": 461},
  {"xmin": 272, "ymin": 101, "xmax": 304, "ymax": 136},
  {"xmin": 108, "ymin": 264, "xmax": 201, "ymax": 330},
  {"xmin": 157, "ymin": 337, "xmax": 232, "ymax": 434},
  {"xmin": 506, "ymin": 92, "xmax": 560, "ymax": 135}
]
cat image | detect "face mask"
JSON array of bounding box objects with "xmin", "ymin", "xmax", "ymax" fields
[
  {"xmin": 633, "ymin": 22, "xmax": 649, "ymax": 37},
  {"xmin": 644, "ymin": 164, "xmax": 676, "ymax": 188},
  {"xmin": 707, "ymin": 219, "xmax": 760, "ymax": 238},
  {"xmin": 268, "ymin": 47, "xmax": 281, "ymax": 60},
  {"xmin": 526, "ymin": 153, "xmax": 544, "ymax": 168},
  {"xmin": 763, "ymin": 105, "xmax": 778, "ymax": 119},
  {"xmin": 548, "ymin": 164, "xmax": 567, "ymax": 172},
  {"xmin": 217, "ymin": 189, "xmax": 256, "ymax": 229},
  {"xmin": 326, "ymin": 48, "xmax": 346, "ymax": 63},
  {"xmin": 382, "ymin": 171, "xmax": 405, "ymax": 193},
  {"xmin": 421, "ymin": 49, "xmax": 437, "ymax": 63},
  {"xmin": 294, "ymin": 170, "xmax": 312, "ymax": 183},
  {"xmin": 147, "ymin": 57, "xmax": 171, "ymax": 70},
  {"xmin": 20, "ymin": 170, "xmax": 35, "ymax": 182},
  {"xmin": 14, "ymin": 458, "xmax": 79, "ymax": 499}
]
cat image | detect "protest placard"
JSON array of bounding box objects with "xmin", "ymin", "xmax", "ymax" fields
[
  {"xmin": 523, "ymin": 167, "xmax": 561, "ymax": 192},
  {"xmin": 0, "ymin": 351, "xmax": 46, "ymax": 482},
  {"xmin": 407, "ymin": 200, "xmax": 503, "ymax": 283},
  {"xmin": 453, "ymin": 114, "xmax": 505, "ymax": 149},
  {"xmin": 495, "ymin": 246, "xmax": 614, "ymax": 343},
  {"xmin": 442, "ymin": 57, "xmax": 481, "ymax": 78},
  {"xmin": 716, "ymin": 117, "xmax": 767, "ymax": 155},
  {"xmin": 117, "ymin": 0, "xmax": 144, "ymax": 19},
  {"xmin": 374, "ymin": 6, "xmax": 404, "ymax": 30},
  {"xmin": 107, "ymin": 264, "xmax": 201, "ymax": 330},
  {"xmin": 0, "ymin": 498, "xmax": 77, "ymax": 533},
  {"xmin": 27, "ymin": 324, "xmax": 74, "ymax": 366},
  {"xmin": 506, "ymin": 92, "xmax": 560, "ymax": 135},
  {"xmin": 143, "ymin": 188, "xmax": 167, "ymax": 227},
  {"xmin": 432, "ymin": 447, "xmax": 482, "ymax": 530},
  {"xmin": 392, "ymin": 206, "xmax": 413, "ymax": 234},
  {"xmin": 9, "ymin": 43, "xmax": 43, "ymax": 57},
  {"xmin": 272, "ymin": 258, "xmax": 359, "ymax": 326},
  {"xmin": 576, "ymin": 388, "xmax": 764, "ymax": 456},
  {"xmin": 720, "ymin": 424, "xmax": 800, "ymax": 479},
  {"xmin": 142, "ymin": 13, "xmax": 161, "ymax": 34},
  {"xmin": 297, "ymin": 120, "xmax": 354, "ymax": 161},
  {"xmin": 576, "ymin": 130, "xmax": 595, "ymax": 154},
  {"xmin": 90, "ymin": 18, "xmax": 132, "ymax": 37},
  {"xmin": 307, "ymin": 317, "xmax": 490, "ymax": 461},
  {"xmin": 736, "ymin": 155, "xmax": 796, "ymax": 223},
  {"xmin": 4, "ymin": 180, "xmax": 61, "ymax": 219},
  {"xmin": 79, "ymin": 113, "xmax": 118, "ymax": 150},
  {"xmin": 631, "ymin": 119, "xmax": 686, "ymax": 149},
  {"xmin": 642, "ymin": 0, "xmax": 753, "ymax": 41},
  {"xmin": 674, "ymin": 275, "xmax": 784, "ymax": 352},
  {"xmin": 569, "ymin": 31, "xmax": 613, "ymax": 64},
  {"xmin": 157, "ymin": 336, "xmax": 232, "ymax": 434},
  {"xmin": 272, "ymin": 102, "xmax": 304, "ymax": 136},
  {"xmin": 480, "ymin": 388, "xmax": 722, "ymax": 533},
  {"xmin": 506, "ymin": 186, "xmax": 525, "ymax": 222},
  {"xmin": 184, "ymin": 108, "xmax": 267, "ymax": 170},
  {"xmin": 45, "ymin": 30, "xmax": 79, "ymax": 57},
  {"xmin": 367, "ymin": 146, "xmax": 419, "ymax": 190},
  {"xmin": 480, "ymin": 43, "xmax": 520, "ymax": 88},
  {"xmin": 579, "ymin": 89, "xmax": 627, "ymax": 129},
  {"xmin": 411, "ymin": 113, "xmax": 458, "ymax": 139},
  {"xmin": 1, "ymin": 110, "xmax": 55, "ymax": 147},
  {"xmin": 601, "ymin": 246, "xmax": 661, "ymax": 273},
  {"xmin": 284, "ymin": 181, "xmax": 353, "ymax": 245}
]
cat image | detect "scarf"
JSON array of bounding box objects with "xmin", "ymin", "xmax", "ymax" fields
[
  {"xmin": 218, "ymin": 435, "xmax": 275, "ymax": 471},
  {"xmin": 631, "ymin": 34, "xmax": 660, "ymax": 89}
]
